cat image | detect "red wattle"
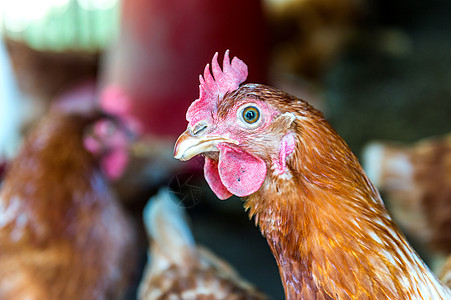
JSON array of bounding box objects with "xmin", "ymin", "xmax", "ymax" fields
[
  {"xmin": 204, "ymin": 157, "xmax": 233, "ymax": 200},
  {"xmin": 217, "ymin": 144, "xmax": 266, "ymax": 197}
]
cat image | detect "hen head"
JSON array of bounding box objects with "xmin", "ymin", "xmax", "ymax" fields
[
  {"xmin": 84, "ymin": 117, "xmax": 132, "ymax": 181},
  {"xmin": 175, "ymin": 51, "xmax": 325, "ymax": 200}
]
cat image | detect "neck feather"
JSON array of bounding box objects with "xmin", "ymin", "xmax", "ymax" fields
[{"xmin": 243, "ymin": 126, "xmax": 449, "ymax": 299}]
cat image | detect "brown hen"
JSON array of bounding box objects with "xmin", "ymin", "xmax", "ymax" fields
[
  {"xmin": 0, "ymin": 113, "xmax": 137, "ymax": 300},
  {"xmin": 174, "ymin": 51, "xmax": 451, "ymax": 299}
]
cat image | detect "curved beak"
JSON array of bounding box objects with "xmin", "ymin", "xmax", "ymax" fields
[{"xmin": 174, "ymin": 129, "xmax": 238, "ymax": 161}]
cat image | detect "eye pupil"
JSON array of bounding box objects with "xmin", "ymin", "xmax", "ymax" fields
[
  {"xmin": 242, "ymin": 106, "xmax": 260, "ymax": 124},
  {"xmin": 245, "ymin": 110, "xmax": 255, "ymax": 120}
]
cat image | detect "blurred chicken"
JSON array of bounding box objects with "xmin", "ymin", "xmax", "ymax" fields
[
  {"xmin": 138, "ymin": 189, "xmax": 267, "ymax": 299},
  {"xmin": 0, "ymin": 112, "xmax": 138, "ymax": 299},
  {"xmin": 51, "ymin": 83, "xmax": 132, "ymax": 182},
  {"xmin": 174, "ymin": 52, "xmax": 450, "ymax": 298},
  {"xmin": 363, "ymin": 134, "xmax": 451, "ymax": 271}
]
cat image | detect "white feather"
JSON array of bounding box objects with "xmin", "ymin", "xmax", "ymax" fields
[
  {"xmin": 362, "ymin": 142, "xmax": 385, "ymax": 187},
  {"xmin": 142, "ymin": 188, "xmax": 196, "ymax": 265}
]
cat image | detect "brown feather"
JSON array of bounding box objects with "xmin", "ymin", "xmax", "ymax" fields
[{"xmin": 0, "ymin": 113, "xmax": 137, "ymax": 300}]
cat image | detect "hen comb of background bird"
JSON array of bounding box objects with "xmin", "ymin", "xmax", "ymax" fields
[{"xmin": 186, "ymin": 50, "xmax": 248, "ymax": 127}]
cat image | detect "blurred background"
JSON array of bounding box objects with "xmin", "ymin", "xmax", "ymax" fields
[{"xmin": 1, "ymin": 0, "xmax": 450, "ymax": 298}]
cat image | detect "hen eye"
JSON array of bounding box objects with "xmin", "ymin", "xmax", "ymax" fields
[{"xmin": 242, "ymin": 106, "xmax": 260, "ymax": 124}]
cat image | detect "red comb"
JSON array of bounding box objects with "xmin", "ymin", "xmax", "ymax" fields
[{"xmin": 186, "ymin": 50, "xmax": 248, "ymax": 127}]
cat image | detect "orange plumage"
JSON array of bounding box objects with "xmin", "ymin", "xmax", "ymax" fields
[
  {"xmin": 0, "ymin": 113, "xmax": 137, "ymax": 299},
  {"xmin": 174, "ymin": 52, "xmax": 451, "ymax": 299}
]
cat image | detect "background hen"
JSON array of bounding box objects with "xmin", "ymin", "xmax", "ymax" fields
[
  {"xmin": 174, "ymin": 52, "xmax": 451, "ymax": 299},
  {"xmin": 138, "ymin": 189, "xmax": 267, "ymax": 299},
  {"xmin": 363, "ymin": 134, "xmax": 451, "ymax": 277},
  {"xmin": 0, "ymin": 112, "xmax": 138, "ymax": 299}
]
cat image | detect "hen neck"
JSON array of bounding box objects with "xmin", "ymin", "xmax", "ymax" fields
[{"xmin": 243, "ymin": 139, "xmax": 450, "ymax": 299}]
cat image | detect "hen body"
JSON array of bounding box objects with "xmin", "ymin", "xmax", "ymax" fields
[
  {"xmin": 138, "ymin": 189, "xmax": 267, "ymax": 300},
  {"xmin": 363, "ymin": 134, "xmax": 451, "ymax": 256},
  {"xmin": 0, "ymin": 113, "xmax": 137, "ymax": 299},
  {"xmin": 363, "ymin": 134, "xmax": 451, "ymax": 288},
  {"xmin": 174, "ymin": 52, "xmax": 451, "ymax": 299}
]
